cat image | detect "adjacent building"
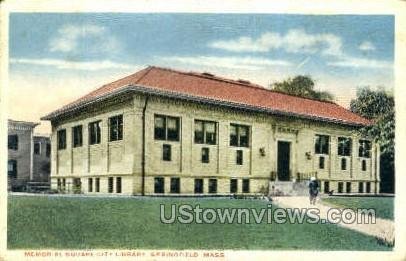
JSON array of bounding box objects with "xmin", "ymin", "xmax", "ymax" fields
[
  {"xmin": 8, "ymin": 120, "xmax": 51, "ymax": 191},
  {"xmin": 41, "ymin": 66, "xmax": 379, "ymax": 195}
]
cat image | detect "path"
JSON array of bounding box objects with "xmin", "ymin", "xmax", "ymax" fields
[{"xmin": 273, "ymin": 196, "xmax": 394, "ymax": 245}]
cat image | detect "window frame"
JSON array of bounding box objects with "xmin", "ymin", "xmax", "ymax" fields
[
  {"xmin": 359, "ymin": 140, "xmax": 371, "ymax": 158},
  {"xmin": 338, "ymin": 137, "xmax": 352, "ymax": 156},
  {"xmin": 315, "ymin": 134, "xmax": 330, "ymax": 155},
  {"xmin": 34, "ymin": 142, "xmax": 41, "ymax": 155},
  {"xmin": 229, "ymin": 124, "xmax": 250, "ymax": 147},
  {"xmin": 57, "ymin": 129, "xmax": 67, "ymax": 150},
  {"xmin": 109, "ymin": 115, "xmax": 123, "ymax": 142},
  {"xmin": 89, "ymin": 121, "xmax": 102, "ymax": 145},
  {"xmin": 194, "ymin": 120, "xmax": 217, "ymax": 145},
  {"xmin": 72, "ymin": 125, "xmax": 83, "ymax": 148},
  {"xmin": 201, "ymin": 147, "xmax": 210, "ymax": 163},
  {"xmin": 8, "ymin": 135, "xmax": 18, "ymax": 150},
  {"xmin": 163, "ymin": 144, "xmax": 172, "ymax": 161},
  {"xmin": 154, "ymin": 114, "xmax": 180, "ymax": 141}
]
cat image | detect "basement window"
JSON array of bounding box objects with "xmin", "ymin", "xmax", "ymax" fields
[
  {"xmin": 170, "ymin": 177, "xmax": 180, "ymax": 194},
  {"xmin": 358, "ymin": 182, "xmax": 364, "ymax": 193},
  {"xmin": 116, "ymin": 177, "xmax": 122, "ymax": 193},
  {"xmin": 154, "ymin": 177, "xmax": 165, "ymax": 193},
  {"xmin": 242, "ymin": 179, "xmax": 250, "ymax": 193},
  {"xmin": 108, "ymin": 177, "xmax": 114, "ymax": 193},
  {"xmin": 338, "ymin": 182, "xmax": 343, "ymax": 193},
  {"xmin": 230, "ymin": 179, "xmax": 238, "ymax": 193},
  {"xmin": 346, "ymin": 182, "xmax": 351, "ymax": 193},
  {"xmin": 88, "ymin": 178, "xmax": 93, "ymax": 192},
  {"xmin": 194, "ymin": 179, "xmax": 204, "ymax": 194},
  {"xmin": 109, "ymin": 115, "xmax": 123, "ymax": 141},
  {"xmin": 95, "ymin": 178, "xmax": 100, "ymax": 192},
  {"xmin": 366, "ymin": 182, "xmax": 371, "ymax": 193},
  {"xmin": 208, "ymin": 179, "xmax": 217, "ymax": 194}
]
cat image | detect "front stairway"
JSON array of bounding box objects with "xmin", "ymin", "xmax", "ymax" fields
[{"xmin": 269, "ymin": 180, "xmax": 310, "ymax": 196}]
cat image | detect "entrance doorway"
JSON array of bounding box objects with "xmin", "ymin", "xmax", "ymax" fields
[{"xmin": 277, "ymin": 141, "xmax": 291, "ymax": 181}]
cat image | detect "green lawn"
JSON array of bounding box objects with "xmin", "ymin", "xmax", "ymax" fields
[
  {"xmin": 8, "ymin": 195, "xmax": 391, "ymax": 250},
  {"xmin": 322, "ymin": 197, "xmax": 394, "ymax": 220}
]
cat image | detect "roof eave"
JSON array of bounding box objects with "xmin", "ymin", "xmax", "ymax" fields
[{"xmin": 41, "ymin": 84, "xmax": 369, "ymax": 127}]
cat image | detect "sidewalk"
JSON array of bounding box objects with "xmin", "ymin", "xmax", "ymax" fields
[{"xmin": 273, "ymin": 196, "xmax": 394, "ymax": 245}]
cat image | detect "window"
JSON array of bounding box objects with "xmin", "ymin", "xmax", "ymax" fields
[
  {"xmin": 338, "ymin": 137, "xmax": 352, "ymax": 156},
  {"xmin": 109, "ymin": 115, "xmax": 123, "ymax": 141},
  {"xmin": 34, "ymin": 142, "xmax": 41, "ymax": 155},
  {"xmin": 71, "ymin": 125, "xmax": 82, "ymax": 147},
  {"xmin": 230, "ymin": 124, "xmax": 249, "ymax": 147},
  {"xmin": 62, "ymin": 178, "xmax": 66, "ymax": 191},
  {"xmin": 57, "ymin": 129, "xmax": 66, "ymax": 150},
  {"xmin": 362, "ymin": 159, "xmax": 367, "ymax": 171},
  {"xmin": 236, "ymin": 150, "xmax": 243, "ymax": 165},
  {"xmin": 359, "ymin": 140, "xmax": 371, "ymax": 158},
  {"xmin": 170, "ymin": 178, "xmax": 180, "ymax": 193},
  {"xmin": 194, "ymin": 179, "xmax": 204, "ymax": 194},
  {"xmin": 89, "ymin": 121, "xmax": 101, "ymax": 145},
  {"xmin": 163, "ymin": 144, "xmax": 172, "ymax": 161},
  {"xmin": 46, "ymin": 143, "xmax": 51, "ymax": 157},
  {"xmin": 8, "ymin": 135, "xmax": 18, "ymax": 150},
  {"xmin": 154, "ymin": 177, "xmax": 165, "ymax": 193},
  {"xmin": 7, "ymin": 160, "xmax": 17, "ymax": 178},
  {"xmin": 201, "ymin": 147, "xmax": 209, "ymax": 163},
  {"xmin": 208, "ymin": 179, "xmax": 217, "ymax": 194},
  {"xmin": 242, "ymin": 179, "xmax": 250, "ymax": 193},
  {"xmin": 116, "ymin": 177, "xmax": 122, "ymax": 193},
  {"xmin": 95, "ymin": 178, "xmax": 100, "ymax": 192},
  {"xmin": 315, "ymin": 135, "xmax": 329, "ymax": 154},
  {"xmin": 338, "ymin": 182, "xmax": 343, "ymax": 193},
  {"xmin": 194, "ymin": 120, "xmax": 217, "ymax": 145},
  {"xmin": 88, "ymin": 178, "xmax": 93, "ymax": 192},
  {"xmin": 319, "ymin": 156, "xmax": 325, "ymax": 169},
  {"xmin": 341, "ymin": 158, "xmax": 347, "ymax": 170},
  {"xmin": 358, "ymin": 182, "xmax": 364, "ymax": 193},
  {"xmin": 154, "ymin": 115, "xmax": 180, "ymax": 141},
  {"xmin": 346, "ymin": 182, "xmax": 351, "ymax": 193},
  {"xmin": 366, "ymin": 182, "xmax": 371, "ymax": 193},
  {"xmin": 324, "ymin": 181, "xmax": 330, "ymax": 193},
  {"xmin": 57, "ymin": 179, "xmax": 61, "ymax": 190},
  {"xmin": 230, "ymin": 179, "xmax": 238, "ymax": 193},
  {"xmin": 108, "ymin": 177, "xmax": 114, "ymax": 193}
]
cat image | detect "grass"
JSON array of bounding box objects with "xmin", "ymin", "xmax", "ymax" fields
[
  {"xmin": 322, "ymin": 196, "xmax": 394, "ymax": 220},
  {"xmin": 8, "ymin": 195, "xmax": 391, "ymax": 250}
]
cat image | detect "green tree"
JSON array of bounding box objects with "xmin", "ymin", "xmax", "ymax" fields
[
  {"xmin": 350, "ymin": 87, "xmax": 395, "ymax": 193},
  {"xmin": 271, "ymin": 75, "xmax": 334, "ymax": 101}
]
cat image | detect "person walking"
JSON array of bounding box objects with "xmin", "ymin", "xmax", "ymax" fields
[{"xmin": 309, "ymin": 177, "xmax": 319, "ymax": 205}]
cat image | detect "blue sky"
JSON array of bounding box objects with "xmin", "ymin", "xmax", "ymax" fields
[{"xmin": 9, "ymin": 13, "xmax": 394, "ymax": 133}]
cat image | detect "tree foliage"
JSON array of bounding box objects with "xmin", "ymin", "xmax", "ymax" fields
[
  {"xmin": 271, "ymin": 75, "xmax": 334, "ymax": 101},
  {"xmin": 350, "ymin": 87, "xmax": 395, "ymax": 158}
]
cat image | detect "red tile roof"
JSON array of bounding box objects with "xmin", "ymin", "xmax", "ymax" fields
[{"xmin": 42, "ymin": 66, "xmax": 371, "ymax": 126}]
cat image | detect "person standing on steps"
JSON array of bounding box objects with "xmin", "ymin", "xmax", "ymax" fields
[{"xmin": 309, "ymin": 177, "xmax": 319, "ymax": 205}]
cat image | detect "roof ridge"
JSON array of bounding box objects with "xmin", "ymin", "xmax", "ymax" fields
[{"xmin": 148, "ymin": 65, "xmax": 338, "ymax": 105}]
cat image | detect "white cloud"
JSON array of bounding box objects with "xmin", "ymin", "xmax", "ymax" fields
[
  {"xmin": 10, "ymin": 58, "xmax": 137, "ymax": 71},
  {"xmin": 158, "ymin": 55, "xmax": 292, "ymax": 71},
  {"xmin": 359, "ymin": 41, "xmax": 376, "ymax": 51},
  {"xmin": 327, "ymin": 56, "xmax": 392, "ymax": 69},
  {"xmin": 209, "ymin": 29, "xmax": 343, "ymax": 56},
  {"xmin": 49, "ymin": 24, "xmax": 120, "ymax": 54}
]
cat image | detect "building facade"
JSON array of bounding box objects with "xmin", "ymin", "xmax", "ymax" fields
[
  {"xmin": 42, "ymin": 66, "xmax": 379, "ymax": 196},
  {"xmin": 8, "ymin": 120, "xmax": 51, "ymax": 191}
]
